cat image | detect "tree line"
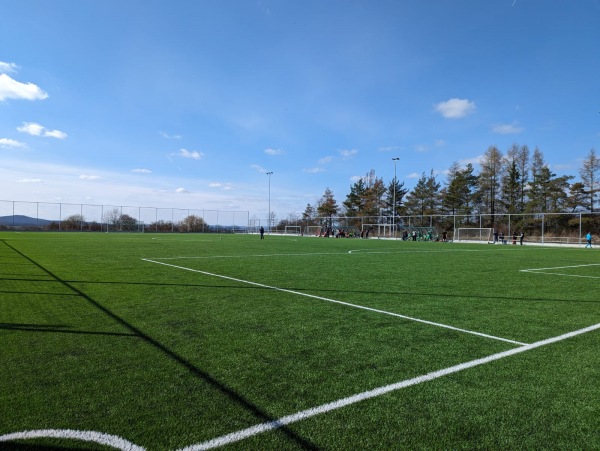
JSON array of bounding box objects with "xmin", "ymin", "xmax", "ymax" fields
[{"xmin": 289, "ymin": 145, "xmax": 600, "ymax": 228}]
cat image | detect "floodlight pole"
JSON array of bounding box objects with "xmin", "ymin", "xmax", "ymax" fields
[
  {"xmin": 267, "ymin": 171, "xmax": 273, "ymax": 233},
  {"xmin": 392, "ymin": 157, "xmax": 399, "ymax": 239}
]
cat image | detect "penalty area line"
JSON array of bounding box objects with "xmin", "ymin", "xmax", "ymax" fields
[
  {"xmin": 179, "ymin": 321, "xmax": 600, "ymax": 451},
  {"xmin": 142, "ymin": 258, "xmax": 526, "ymax": 346}
]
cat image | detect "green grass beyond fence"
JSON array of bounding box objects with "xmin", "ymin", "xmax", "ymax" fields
[{"xmin": 1, "ymin": 232, "xmax": 600, "ymax": 449}]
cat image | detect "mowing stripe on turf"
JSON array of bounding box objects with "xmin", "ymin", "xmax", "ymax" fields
[
  {"xmin": 142, "ymin": 258, "xmax": 526, "ymax": 346},
  {"xmin": 180, "ymin": 321, "xmax": 600, "ymax": 450}
]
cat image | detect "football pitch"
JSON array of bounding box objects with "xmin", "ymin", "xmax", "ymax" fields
[{"xmin": 1, "ymin": 232, "xmax": 600, "ymax": 449}]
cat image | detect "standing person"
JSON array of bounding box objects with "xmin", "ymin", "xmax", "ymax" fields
[
  {"xmin": 519, "ymin": 231, "xmax": 524, "ymax": 246},
  {"xmin": 493, "ymin": 229, "xmax": 499, "ymax": 244},
  {"xmin": 260, "ymin": 226, "xmax": 265, "ymax": 239},
  {"xmin": 512, "ymin": 232, "xmax": 517, "ymax": 245},
  {"xmin": 586, "ymin": 231, "xmax": 592, "ymax": 248}
]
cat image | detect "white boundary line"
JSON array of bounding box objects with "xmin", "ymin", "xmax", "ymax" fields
[
  {"xmin": 180, "ymin": 321, "xmax": 600, "ymax": 450},
  {"xmin": 520, "ymin": 263, "xmax": 600, "ymax": 279},
  {"xmin": 0, "ymin": 429, "xmax": 145, "ymax": 450},
  {"xmin": 4, "ymin": 322, "xmax": 599, "ymax": 450},
  {"xmin": 142, "ymin": 259, "xmax": 526, "ymax": 346}
]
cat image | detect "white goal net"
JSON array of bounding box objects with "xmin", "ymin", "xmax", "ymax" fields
[
  {"xmin": 453, "ymin": 228, "xmax": 493, "ymax": 243},
  {"xmin": 284, "ymin": 225, "xmax": 302, "ymax": 235}
]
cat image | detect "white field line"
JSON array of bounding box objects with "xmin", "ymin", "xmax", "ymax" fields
[
  {"xmin": 181, "ymin": 321, "xmax": 600, "ymax": 450},
  {"xmin": 142, "ymin": 258, "xmax": 526, "ymax": 346},
  {"xmin": 0, "ymin": 429, "xmax": 145, "ymax": 451},
  {"xmin": 520, "ymin": 263, "xmax": 600, "ymax": 279},
  {"xmin": 150, "ymin": 248, "xmax": 482, "ymax": 261}
]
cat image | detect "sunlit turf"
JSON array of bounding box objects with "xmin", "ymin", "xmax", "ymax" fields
[{"xmin": 1, "ymin": 232, "xmax": 600, "ymax": 449}]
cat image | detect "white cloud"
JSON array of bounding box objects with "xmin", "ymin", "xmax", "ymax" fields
[
  {"xmin": 318, "ymin": 156, "xmax": 333, "ymax": 165},
  {"xmin": 131, "ymin": 168, "xmax": 152, "ymax": 174},
  {"xmin": 18, "ymin": 178, "xmax": 42, "ymax": 183},
  {"xmin": 251, "ymin": 164, "xmax": 268, "ymax": 173},
  {"xmin": 44, "ymin": 129, "xmax": 68, "ymax": 139},
  {"xmin": 160, "ymin": 131, "xmax": 182, "ymax": 139},
  {"xmin": 407, "ymin": 172, "xmax": 420, "ymax": 179},
  {"xmin": 0, "ymin": 61, "xmax": 18, "ymax": 74},
  {"xmin": 414, "ymin": 144, "xmax": 428, "ymax": 153},
  {"xmin": 209, "ymin": 182, "xmax": 233, "ymax": 190},
  {"xmin": 0, "ymin": 138, "xmax": 28, "ymax": 149},
  {"xmin": 458, "ymin": 155, "xmax": 484, "ymax": 166},
  {"xmin": 175, "ymin": 187, "xmax": 189, "ymax": 193},
  {"xmin": 79, "ymin": 174, "xmax": 103, "ymax": 181},
  {"xmin": 17, "ymin": 122, "xmax": 44, "ymax": 136},
  {"xmin": 303, "ymin": 167, "xmax": 324, "ymax": 173},
  {"xmin": 264, "ymin": 148, "xmax": 283, "ymax": 155},
  {"xmin": 338, "ymin": 149, "xmax": 358, "ymax": 159},
  {"xmin": 17, "ymin": 122, "xmax": 67, "ymax": 139},
  {"xmin": 0, "ymin": 73, "xmax": 48, "ymax": 101},
  {"xmin": 178, "ymin": 148, "xmax": 203, "ymax": 160},
  {"xmin": 378, "ymin": 146, "xmax": 400, "ymax": 152},
  {"xmin": 491, "ymin": 122, "xmax": 524, "ymax": 134},
  {"xmin": 434, "ymin": 139, "xmax": 446, "ymax": 147},
  {"xmin": 434, "ymin": 98, "xmax": 476, "ymax": 119}
]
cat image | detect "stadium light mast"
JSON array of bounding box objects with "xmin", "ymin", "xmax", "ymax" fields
[
  {"xmin": 392, "ymin": 157, "xmax": 399, "ymax": 239},
  {"xmin": 266, "ymin": 171, "xmax": 273, "ymax": 233}
]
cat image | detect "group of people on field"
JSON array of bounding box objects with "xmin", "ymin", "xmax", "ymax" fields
[{"xmin": 493, "ymin": 229, "xmax": 525, "ymax": 246}]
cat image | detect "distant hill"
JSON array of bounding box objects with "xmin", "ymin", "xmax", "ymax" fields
[{"xmin": 0, "ymin": 215, "xmax": 54, "ymax": 227}]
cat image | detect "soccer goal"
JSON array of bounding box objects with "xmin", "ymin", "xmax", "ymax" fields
[
  {"xmin": 305, "ymin": 226, "xmax": 323, "ymax": 236},
  {"xmin": 361, "ymin": 224, "xmax": 392, "ymax": 238},
  {"xmin": 453, "ymin": 228, "xmax": 493, "ymax": 243},
  {"xmin": 284, "ymin": 225, "xmax": 302, "ymax": 235}
]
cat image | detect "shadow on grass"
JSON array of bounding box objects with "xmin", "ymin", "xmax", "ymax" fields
[
  {"xmin": 0, "ymin": 323, "xmax": 137, "ymax": 337},
  {"xmin": 47, "ymin": 279, "xmax": 599, "ymax": 305},
  {"xmin": 0, "ymin": 240, "xmax": 319, "ymax": 450}
]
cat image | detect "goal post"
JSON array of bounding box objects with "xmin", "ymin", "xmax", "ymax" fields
[
  {"xmin": 453, "ymin": 228, "xmax": 493, "ymax": 243},
  {"xmin": 284, "ymin": 225, "xmax": 302, "ymax": 235}
]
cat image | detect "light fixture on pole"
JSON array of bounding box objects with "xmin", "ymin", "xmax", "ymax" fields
[
  {"xmin": 392, "ymin": 158, "xmax": 399, "ymax": 239},
  {"xmin": 266, "ymin": 171, "xmax": 273, "ymax": 233}
]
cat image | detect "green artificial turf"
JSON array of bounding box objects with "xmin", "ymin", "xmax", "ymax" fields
[{"xmin": 1, "ymin": 232, "xmax": 599, "ymax": 449}]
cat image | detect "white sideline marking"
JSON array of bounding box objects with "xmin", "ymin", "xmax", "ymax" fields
[
  {"xmin": 520, "ymin": 263, "xmax": 600, "ymax": 279},
  {"xmin": 142, "ymin": 258, "xmax": 526, "ymax": 346},
  {"xmin": 180, "ymin": 321, "xmax": 600, "ymax": 450},
  {"xmin": 0, "ymin": 429, "xmax": 145, "ymax": 450}
]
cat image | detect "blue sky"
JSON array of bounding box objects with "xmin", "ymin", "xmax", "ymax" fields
[{"xmin": 1, "ymin": 0, "xmax": 599, "ymax": 221}]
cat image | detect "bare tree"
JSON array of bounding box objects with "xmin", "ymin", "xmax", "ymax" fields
[{"xmin": 579, "ymin": 148, "xmax": 600, "ymax": 212}]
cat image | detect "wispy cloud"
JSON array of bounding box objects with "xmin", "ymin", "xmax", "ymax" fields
[
  {"xmin": 160, "ymin": 131, "xmax": 182, "ymax": 140},
  {"xmin": 79, "ymin": 174, "xmax": 103, "ymax": 181},
  {"xmin": 251, "ymin": 164, "xmax": 268, "ymax": 173},
  {"xmin": 17, "ymin": 122, "xmax": 67, "ymax": 139},
  {"xmin": 175, "ymin": 187, "xmax": 189, "ymax": 193},
  {"xmin": 491, "ymin": 122, "xmax": 524, "ymax": 134},
  {"xmin": 0, "ymin": 138, "xmax": 28, "ymax": 149},
  {"xmin": 18, "ymin": 178, "xmax": 42, "ymax": 183},
  {"xmin": 0, "ymin": 73, "xmax": 48, "ymax": 101},
  {"xmin": 303, "ymin": 167, "xmax": 324, "ymax": 173},
  {"xmin": 378, "ymin": 146, "xmax": 400, "ymax": 152},
  {"xmin": 318, "ymin": 156, "xmax": 333, "ymax": 165},
  {"xmin": 264, "ymin": 147, "xmax": 284, "ymax": 155},
  {"xmin": 0, "ymin": 61, "xmax": 18, "ymax": 74},
  {"xmin": 131, "ymin": 168, "xmax": 152, "ymax": 174},
  {"xmin": 178, "ymin": 148, "xmax": 203, "ymax": 160},
  {"xmin": 434, "ymin": 98, "xmax": 476, "ymax": 119},
  {"xmin": 209, "ymin": 182, "xmax": 233, "ymax": 190},
  {"xmin": 338, "ymin": 149, "xmax": 358, "ymax": 159}
]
